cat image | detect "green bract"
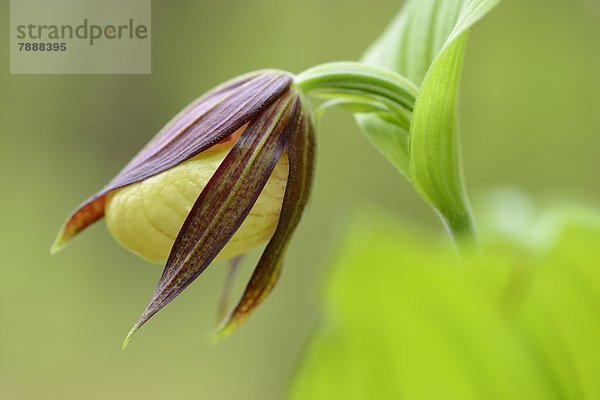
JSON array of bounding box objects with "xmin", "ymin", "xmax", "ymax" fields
[
  {"xmin": 361, "ymin": 0, "xmax": 500, "ymax": 241},
  {"xmin": 297, "ymin": 0, "xmax": 500, "ymax": 244}
]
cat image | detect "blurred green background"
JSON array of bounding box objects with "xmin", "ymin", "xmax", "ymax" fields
[
  {"xmin": 0, "ymin": 0, "xmax": 598, "ymax": 398},
  {"xmin": 289, "ymin": 206, "xmax": 600, "ymax": 399}
]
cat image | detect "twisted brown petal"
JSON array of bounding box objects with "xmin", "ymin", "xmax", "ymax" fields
[
  {"xmin": 123, "ymin": 91, "xmax": 303, "ymax": 346},
  {"xmin": 216, "ymin": 101, "xmax": 316, "ymax": 338},
  {"xmin": 52, "ymin": 71, "xmax": 293, "ymax": 253}
]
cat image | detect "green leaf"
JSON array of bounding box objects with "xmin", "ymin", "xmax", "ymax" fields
[
  {"xmin": 356, "ymin": 0, "xmax": 463, "ymax": 177},
  {"xmin": 356, "ymin": 0, "xmax": 499, "ymax": 237},
  {"xmin": 355, "ymin": 114, "xmax": 410, "ymax": 176},
  {"xmin": 408, "ymin": 0, "xmax": 500, "ymax": 238},
  {"xmin": 289, "ymin": 208, "xmax": 600, "ymax": 400},
  {"xmin": 362, "ymin": 0, "xmax": 463, "ymax": 84},
  {"xmin": 408, "ymin": 33, "xmax": 473, "ymax": 237}
]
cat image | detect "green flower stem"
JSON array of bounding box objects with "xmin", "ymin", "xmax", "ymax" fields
[{"xmin": 294, "ymin": 62, "xmax": 418, "ymax": 124}]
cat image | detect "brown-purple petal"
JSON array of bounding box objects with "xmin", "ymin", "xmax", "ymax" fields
[
  {"xmin": 216, "ymin": 101, "xmax": 316, "ymax": 338},
  {"xmin": 123, "ymin": 91, "xmax": 303, "ymax": 345},
  {"xmin": 52, "ymin": 71, "xmax": 293, "ymax": 253}
]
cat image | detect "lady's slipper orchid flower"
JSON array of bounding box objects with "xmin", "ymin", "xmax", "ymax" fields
[{"xmin": 52, "ymin": 70, "xmax": 315, "ymax": 343}]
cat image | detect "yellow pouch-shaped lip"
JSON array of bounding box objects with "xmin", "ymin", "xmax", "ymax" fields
[{"xmin": 105, "ymin": 142, "xmax": 289, "ymax": 264}]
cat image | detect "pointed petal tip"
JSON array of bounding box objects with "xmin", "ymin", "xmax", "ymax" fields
[
  {"xmin": 50, "ymin": 228, "xmax": 68, "ymax": 255},
  {"xmin": 52, "ymin": 196, "xmax": 108, "ymax": 255},
  {"xmin": 122, "ymin": 325, "xmax": 140, "ymax": 349},
  {"xmin": 122, "ymin": 305, "xmax": 157, "ymax": 348},
  {"xmin": 213, "ymin": 305, "xmax": 254, "ymax": 342},
  {"xmin": 212, "ymin": 319, "xmax": 238, "ymax": 343},
  {"xmin": 212, "ymin": 98, "xmax": 313, "ymax": 344}
]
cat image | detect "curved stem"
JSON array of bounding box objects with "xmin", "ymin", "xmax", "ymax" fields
[{"xmin": 295, "ymin": 62, "xmax": 419, "ymax": 114}]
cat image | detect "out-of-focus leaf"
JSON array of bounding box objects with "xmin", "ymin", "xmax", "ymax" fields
[{"xmin": 289, "ymin": 208, "xmax": 600, "ymax": 400}]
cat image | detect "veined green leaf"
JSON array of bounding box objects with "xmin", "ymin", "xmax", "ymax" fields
[
  {"xmin": 360, "ymin": 0, "xmax": 499, "ymax": 82},
  {"xmin": 356, "ymin": 0, "xmax": 499, "ymax": 238},
  {"xmin": 362, "ymin": 0, "xmax": 463, "ymax": 84},
  {"xmin": 355, "ymin": 114, "xmax": 410, "ymax": 176},
  {"xmin": 408, "ymin": 0, "xmax": 500, "ymax": 237},
  {"xmin": 357, "ymin": 0, "xmax": 463, "ymax": 176},
  {"xmin": 408, "ymin": 34, "xmax": 473, "ymax": 236}
]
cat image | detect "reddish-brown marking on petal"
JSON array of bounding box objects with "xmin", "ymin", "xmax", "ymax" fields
[
  {"xmin": 123, "ymin": 91, "xmax": 303, "ymax": 344},
  {"xmin": 51, "ymin": 195, "xmax": 106, "ymax": 253},
  {"xmin": 53, "ymin": 71, "xmax": 293, "ymax": 252},
  {"xmin": 216, "ymin": 97, "xmax": 316, "ymax": 338}
]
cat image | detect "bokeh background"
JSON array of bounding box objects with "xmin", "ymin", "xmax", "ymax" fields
[{"xmin": 1, "ymin": 0, "xmax": 599, "ymax": 398}]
